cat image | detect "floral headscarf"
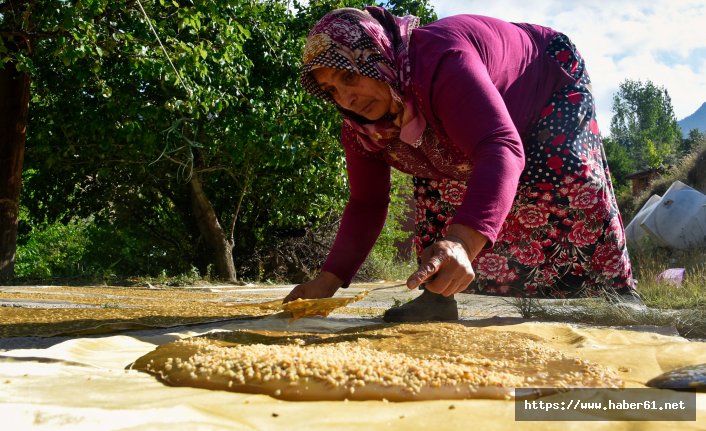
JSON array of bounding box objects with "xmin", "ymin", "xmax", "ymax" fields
[{"xmin": 300, "ymin": 7, "xmax": 425, "ymax": 152}]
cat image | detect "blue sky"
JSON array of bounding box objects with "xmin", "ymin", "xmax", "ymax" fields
[{"xmin": 430, "ymin": 0, "xmax": 706, "ymax": 128}]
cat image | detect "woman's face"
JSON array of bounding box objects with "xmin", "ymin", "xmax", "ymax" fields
[{"xmin": 311, "ymin": 67, "xmax": 394, "ymax": 121}]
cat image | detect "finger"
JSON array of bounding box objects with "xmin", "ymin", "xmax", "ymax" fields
[
  {"xmin": 282, "ymin": 288, "xmax": 303, "ymax": 304},
  {"xmin": 407, "ymin": 256, "xmax": 444, "ymax": 288},
  {"xmin": 426, "ymin": 277, "xmax": 456, "ymax": 296},
  {"xmin": 430, "ymin": 282, "xmax": 463, "ymax": 297},
  {"xmin": 427, "ymin": 269, "xmax": 462, "ymax": 297},
  {"xmin": 441, "ymin": 280, "xmax": 466, "ymax": 297},
  {"xmin": 429, "ymin": 264, "xmax": 476, "ymax": 297},
  {"xmin": 407, "ymin": 254, "xmax": 446, "ymax": 289},
  {"xmin": 447, "ymin": 271, "xmax": 475, "ymax": 296},
  {"xmin": 420, "ymin": 264, "xmax": 450, "ymax": 294},
  {"xmin": 461, "ymin": 272, "xmax": 476, "ymax": 292},
  {"xmin": 421, "ymin": 251, "xmax": 455, "ymax": 291}
]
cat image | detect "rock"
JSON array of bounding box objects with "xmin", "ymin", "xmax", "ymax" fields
[{"xmin": 646, "ymin": 363, "xmax": 706, "ymax": 390}]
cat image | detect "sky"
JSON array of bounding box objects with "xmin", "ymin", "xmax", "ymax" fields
[{"xmin": 429, "ymin": 0, "xmax": 706, "ymax": 129}]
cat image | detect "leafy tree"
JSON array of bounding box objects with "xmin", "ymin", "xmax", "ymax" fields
[
  {"xmin": 682, "ymin": 128, "xmax": 706, "ymax": 157},
  {"xmin": 609, "ymin": 79, "xmax": 682, "ymax": 170},
  {"xmin": 3, "ymin": 0, "xmax": 347, "ymax": 281},
  {"xmin": 385, "ymin": 0, "xmax": 437, "ymax": 22},
  {"xmin": 643, "ymin": 138, "xmax": 672, "ymax": 169},
  {"xmin": 602, "ymin": 136, "xmax": 635, "ymax": 195},
  {"xmin": 5, "ymin": 0, "xmax": 436, "ymax": 281}
]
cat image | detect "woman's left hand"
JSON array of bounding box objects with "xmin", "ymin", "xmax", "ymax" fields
[{"xmin": 406, "ymin": 224, "xmax": 488, "ymax": 296}]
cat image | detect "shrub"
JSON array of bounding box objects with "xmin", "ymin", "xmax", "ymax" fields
[{"xmin": 15, "ymin": 218, "xmax": 92, "ymax": 278}]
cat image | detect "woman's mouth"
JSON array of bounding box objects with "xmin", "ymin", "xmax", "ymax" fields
[{"xmin": 360, "ymin": 101, "xmax": 374, "ymax": 116}]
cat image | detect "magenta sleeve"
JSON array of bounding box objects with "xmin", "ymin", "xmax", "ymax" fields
[
  {"xmin": 321, "ymin": 125, "xmax": 391, "ymax": 284},
  {"xmin": 430, "ymin": 50, "xmax": 525, "ymax": 244}
]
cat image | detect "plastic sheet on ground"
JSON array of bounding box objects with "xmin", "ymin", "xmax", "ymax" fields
[{"xmin": 2, "ymin": 311, "xmax": 706, "ymax": 430}]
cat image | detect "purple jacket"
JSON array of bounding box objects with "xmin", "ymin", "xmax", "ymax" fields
[{"xmin": 323, "ymin": 14, "xmax": 578, "ymax": 283}]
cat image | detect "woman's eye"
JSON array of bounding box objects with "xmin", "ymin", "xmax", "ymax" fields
[{"xmin": 343, "ymin": 71, "xmax": 356, "ymax": 84}]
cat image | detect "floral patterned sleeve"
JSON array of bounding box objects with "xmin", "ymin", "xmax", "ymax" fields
[{"xmin": 320, "ymin": 123, "xmax": 391, "ymax": 284}]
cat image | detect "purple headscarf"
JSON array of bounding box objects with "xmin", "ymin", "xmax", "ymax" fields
[{"xmin": 300, "ymin": 7, "xmax": 425, "ymax": 152}]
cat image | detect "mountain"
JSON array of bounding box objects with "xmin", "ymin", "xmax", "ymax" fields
[{"xmin": 679, "ymin": 102, "xmax": 706, "ymax": 137}]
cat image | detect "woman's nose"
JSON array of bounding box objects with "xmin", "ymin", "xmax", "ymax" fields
[{"xmin": 337, "ymin": 87, "xmax": 356, "ymax": 110}]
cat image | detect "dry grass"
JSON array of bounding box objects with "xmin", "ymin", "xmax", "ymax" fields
[
  {"xmin": 508, "ymin": 242, "xmax": 706, "ymax": 339},
  {"xmin": 510, "ymin": 297, "xmax": 706, "ymax": 340},
  {"xmin": 506, "ymin": 244, "xmax": 706, "ymax": 340},
  {"xmin": 630, "ymin": 242, "xmax": 706, "ymax": 310}
]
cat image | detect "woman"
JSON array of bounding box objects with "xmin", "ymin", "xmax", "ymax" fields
[{"xmin": 283, "ymin": 6, "xmax": 637, "ymax": 322}]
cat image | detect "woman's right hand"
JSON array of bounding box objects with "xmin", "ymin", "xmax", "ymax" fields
[{"xmin": 282, "ymin": 271, "xmax": 342, "ymax": 303}]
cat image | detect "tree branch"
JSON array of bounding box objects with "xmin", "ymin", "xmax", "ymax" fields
[
  {"xmin": 228, "ymin": 165, "xmax": 251, "ymax": 245},
  {"xmin": 0, "ymin": 30, "xmax": 33, "ymax": 53}
]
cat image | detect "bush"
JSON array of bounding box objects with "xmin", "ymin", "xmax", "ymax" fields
[
  {"xmin": 15, "ymin": 218, "xmax": 93, "ymax": 278},
  {"xmin": 356, "ymin": 170, "xmax": 416, "ymax": 282},
  {"xmin": 240, "ymin": 171, "xmax": 418, "ymax": 284},
  {"xmin": 15, "ymin": 213, "xmax": 195, "ymax": 281},
  {"xmin": 621, "ymin": 140, "xmax": 706, "ymax": 222}
]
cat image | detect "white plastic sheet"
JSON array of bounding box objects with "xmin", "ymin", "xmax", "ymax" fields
[
  {"xmin": 625, "ymin": 194, "xmax": 662, "ymax": 246},
  {"xmin": 627, "ymin": 181, "xmax": 706, "ymax": 250}
]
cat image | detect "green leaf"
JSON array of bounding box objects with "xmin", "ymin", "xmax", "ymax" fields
[
  {"xmin": 236, "ymin": 23, "xmax": 251, "ymax": 38},
  {"xmin": 17, "ymin": 0, "xmax": 410, "ymax": 280}
]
